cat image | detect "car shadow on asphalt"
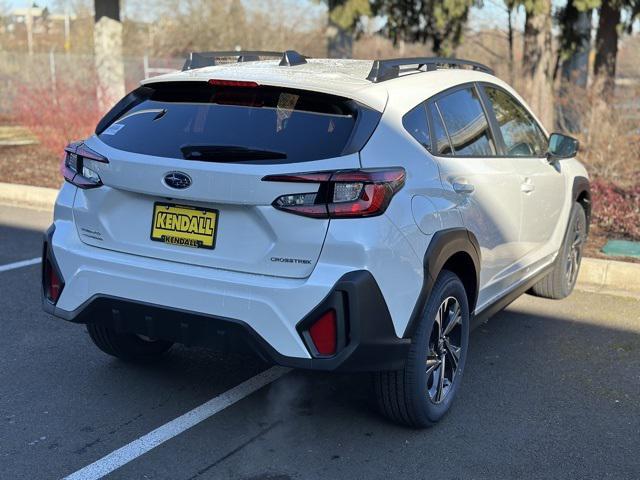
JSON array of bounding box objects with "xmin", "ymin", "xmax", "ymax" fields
[
  {"xmin": 0, "ymin": 222, "xmax": 48, "ymax": 265},
  {"xmin": 115, "ymin": 300, "xmax": 639, "ymax": 480},
  {"xmin": 90, "ymin": 295, "xmax": 640, "ymax": 431}
]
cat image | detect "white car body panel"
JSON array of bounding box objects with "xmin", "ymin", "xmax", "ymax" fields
[
  {"xmin": 53, "ymin": 182, "xmax": 422, "ymax": 355},
  {"xmin": 434, "ymin": 154, "xmax": 526, "ymax": 306}
]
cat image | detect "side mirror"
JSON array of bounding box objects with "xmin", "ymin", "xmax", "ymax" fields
[{"xmin": 547, "ymin": 133, "xmax": 579, "ymax": 161}]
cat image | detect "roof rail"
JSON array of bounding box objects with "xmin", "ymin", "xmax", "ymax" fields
[
  {"xmin": 366, "ymin": 57, "xmax": 494, "ymax": 83},
  {"xmin": 182, "ymin": 50, "xmax": 307, "ymax": 71}
]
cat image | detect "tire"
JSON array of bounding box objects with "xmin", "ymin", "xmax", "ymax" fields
[
  {"xmin": 530, "ymin": 202, "xmax": 587, "ymax": 300},
  {"xmin": 374, "ymin": 270, "xmax": 470, "ymax": 428},
  {"xmin": 86, "ymin": 323, "xmax": 173, "ymax": 362}
]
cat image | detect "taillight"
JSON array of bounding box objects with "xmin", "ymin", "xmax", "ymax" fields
[
  {"xmin": 263, "ymin": 168, "xmax": 405, "ymax": 218},
  {"xmin": 208, "ymin": 79, "xmax": 263, "ymax": 107},
  {"xmin": 308, "ymin": 309, "xmax": 337, "ymax": 356},
  {"xmin": 61, "ymin": 142, "xmax": 108, "ymax": 189},
  {"xmin": 208, "ymin": 79, "xmax": 259, "ymax": 88}
]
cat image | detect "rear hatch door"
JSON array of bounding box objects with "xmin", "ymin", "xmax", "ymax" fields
[{"xmin": 72, "ymin": 80, "xmax": 380, "ymax": 279}]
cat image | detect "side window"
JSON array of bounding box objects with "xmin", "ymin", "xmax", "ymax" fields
[
  {"xmin": 435, "ymin": 87, "xmax": 496, "ymax": 156},
  {"xmin": 402, "ymin": 103, "xmax": 430, "ymax": 150},
  {"xmin": 428, "ymin": 103, "xmax": 453, "ymax": 155},
  {"xmin": 484, "ymin": 86, "xmax": 547, "ymax": 157}
]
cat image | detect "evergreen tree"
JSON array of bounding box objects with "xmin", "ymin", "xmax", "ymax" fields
[
  {"xmin": 371, "ymin": 0, "xmax": 476, "ymax": 56},
  {"xmin": 324, "ymin": 0, "xmax": 371, "ymax": 58}
]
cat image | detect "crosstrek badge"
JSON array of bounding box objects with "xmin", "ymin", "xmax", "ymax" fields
[{"xmin": 150, "ymin": 203, "xmax": 218, "ymax": 249}]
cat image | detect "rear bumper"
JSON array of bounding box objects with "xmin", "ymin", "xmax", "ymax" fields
[{"xmin": 43, "ymin": 224, "xmax": 410, "ymax": 372}]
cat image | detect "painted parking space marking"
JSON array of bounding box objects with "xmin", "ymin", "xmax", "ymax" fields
[
  {"xmin": 62, "ymin": 366, "xmax": 291, "ymax": 480},
  {"xmin": 0, "ymin": 257, "xmax": 40, "ymax": 273}
]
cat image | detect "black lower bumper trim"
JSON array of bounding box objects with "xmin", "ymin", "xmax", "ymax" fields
[{"xmin": 45, "ymin": 268, "xmax": 410, "ymax": 372}]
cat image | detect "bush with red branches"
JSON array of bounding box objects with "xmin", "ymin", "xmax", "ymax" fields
[
  {"xmin": 590, "ymin": 178, "xmax": 640, "ymax": 240},
  {"xmin": 13, "ymin": 79, "xmax": 102, "ymax": 155}
]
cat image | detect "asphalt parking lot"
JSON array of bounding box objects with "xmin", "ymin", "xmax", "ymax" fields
[{"xmin": 1, "ymin": 205, "xmax": 639, "ymax": 480}]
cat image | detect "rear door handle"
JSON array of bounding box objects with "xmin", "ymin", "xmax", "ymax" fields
[{"xmin": 453, "ymin": 182, "xmax": 475, "ymax": 194}]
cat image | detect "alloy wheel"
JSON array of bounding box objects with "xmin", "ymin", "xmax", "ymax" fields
[
  {"xmin": 426, "ymin": 296, "xmax": 463, "ymax": 403},
  {"xmin": 565, "ymin": 213, "xmax": 586, "ymax": 288}
]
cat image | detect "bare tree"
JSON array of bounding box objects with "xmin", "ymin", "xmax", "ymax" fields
[
  {"xmin": 505, "ymin": 0, "xmax": 517, "ymax": 84},
  {"xmin": 594, "ymin": 0, "xmax": 621, "ymax": 97},
  {"xmin": 521, "ymin": 0, "xmax": 555, "ymax": 129},
  {"xmin": 588, "ymin": 0, "xmax": 639, "ymax": 99},
  {"xmin": 94, "ymin": 0, "xmax": 125, "ymax": 113}
]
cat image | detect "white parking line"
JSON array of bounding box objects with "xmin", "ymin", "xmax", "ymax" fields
[
  {"xmin": 62, "ymin": 366, "xmax": 290, "ymax": 480},
  {"xmin": 0, "ymin": 257, "xmax": 41, "ymax": 273}
]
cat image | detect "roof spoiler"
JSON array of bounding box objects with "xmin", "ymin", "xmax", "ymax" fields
[
  {"xmin": 182, "ymin": 50, "xmax": 307, "ymax": 71},
  {"xmin": 366, "ymin": 57, "xmax": 494, "ymax": 83}
]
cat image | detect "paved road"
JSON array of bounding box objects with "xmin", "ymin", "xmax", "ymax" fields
[{"xmin": 1, "ymin": 205, "xmax": 639, "ymax": 480}]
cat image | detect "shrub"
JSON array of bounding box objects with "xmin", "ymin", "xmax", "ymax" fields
[
  {"xmin": 590, "ymin": 178, "xmax": 640, "ymax": 240},
  {"xmin": 13, "ymin": 78, "xmax": 102, "ymax": 156},
  {"xmin": 556, "ymin": 82, "xmax": 640, "ymax": 187}
]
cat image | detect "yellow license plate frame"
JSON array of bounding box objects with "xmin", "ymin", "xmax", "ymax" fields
[{"xmin": 150, "ymin": 202, "xmax": 219, "ymax": 250}]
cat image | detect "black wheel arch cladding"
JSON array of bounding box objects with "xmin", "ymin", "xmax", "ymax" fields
[
  {"xmin": 572, "ymin": 176, "xmax": 591, "ymax": 232},
  {"xmin": 403, "ymin": 228, "xmax": 480, "ymax": 339}
]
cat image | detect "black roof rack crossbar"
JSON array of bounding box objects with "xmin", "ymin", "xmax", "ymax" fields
[
  {"xmin": 182, "ymin": 50, "xmax": 307, "ymax": 71},
  {"xmin": 366, "ymin": 57, "xmax": 494, "ymax": 83}
]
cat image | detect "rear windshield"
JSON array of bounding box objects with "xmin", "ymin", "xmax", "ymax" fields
[{"xmin": 96, "ymin": 82, "xmax": 380, "ymax": 163}]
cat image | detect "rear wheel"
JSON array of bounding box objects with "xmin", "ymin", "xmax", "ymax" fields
[
  {"xmin": 87, "ymin": 323, "xmax": 173, "ymax": 362},
  {"xmin": 530, "ymin": 202, "xmax": 587, "ymax": 299},
  {"xmin": 374, "ymin": 270, "xmax": 469, "ymax": 428}
]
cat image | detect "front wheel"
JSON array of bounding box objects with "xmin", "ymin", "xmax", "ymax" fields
[
  {"xmin": 530, "ymin": 202, "xmax": 587, "ymax": 299},
  {"xmin": 374, "ymin": 270, "xmax": 470, "ymax": 428}
]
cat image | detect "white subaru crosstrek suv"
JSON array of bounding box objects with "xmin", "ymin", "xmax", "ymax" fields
[{"xmin": 42, "ymin": 51, "xmax": 590, "ymax": 427}]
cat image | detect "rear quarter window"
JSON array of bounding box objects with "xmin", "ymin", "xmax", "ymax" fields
[
  {"xmin": 402, "ymin": 103, "xmax": 431, "ymax": 150},
  {"xmin": 428, "ymin": 103, "xmax": 453, "ymax": 156},
  {"xmin": 97, "ymin": 82, "xmax": 381, "ymax": 163}
]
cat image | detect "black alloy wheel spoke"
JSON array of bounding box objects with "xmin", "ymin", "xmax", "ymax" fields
[{"xmin": 427, "ymin": 296, "xmax": 463, "ymax": 404}]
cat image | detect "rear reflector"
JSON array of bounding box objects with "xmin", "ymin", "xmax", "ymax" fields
[
  {"xmin": 309, "ymin": 309, "xmax": 337, "ymax": 356},
  {"xmin": 43, "ymin": 258, "xmax": 63, "ymax": 303}
]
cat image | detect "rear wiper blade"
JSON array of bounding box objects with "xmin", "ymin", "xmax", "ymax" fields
[{"xmin": 180, "ymin": 145, "xmax": 287, "ymax": 161}]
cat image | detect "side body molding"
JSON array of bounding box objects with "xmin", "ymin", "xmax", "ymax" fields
[{"xmin": 402, "ymin": 228, "xmax": 480, "ymax": 338}]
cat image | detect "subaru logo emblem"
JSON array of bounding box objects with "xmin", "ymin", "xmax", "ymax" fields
[{"xmin": 164, "ymin": 171, "xmax": 192, "ymax": 190}]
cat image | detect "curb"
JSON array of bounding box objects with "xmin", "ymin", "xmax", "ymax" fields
[
  {"xmin": 0, "ymin": 182, "xmax": 59, "ymax": 211},
  {"xmin": 1, "ymin": 182, "xmax": 639, "ymax": 298},
  {"xmin": 576, "ymin": 257, "xmax": 640, "ymax": 299}
]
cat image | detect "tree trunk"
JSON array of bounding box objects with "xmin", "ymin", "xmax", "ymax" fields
[
  {"xmin": 561, "ymin": 9, "xmax": 591, "ymax": 88},
  {"xmin": 507, "ymin": 5, "xmax": 514, "ymax": 85},
  {"xmin": 327, "ymin": 0, "xmax": 353, "ymax": 58},
  {"xmin": 327, "ymin": 19, "xmax": 353, "ymax": 58},
  {"xmin": 432, "ymin": 36, "xmax": 442, "ymax": 56},
  {"xmin": 94, "ymin": 0, "xmax": 125, "ymax": 114},
  {"xmin": 594, "ymin": 0, "xmax": 620, "ymax": 98},
  {"xmin": 522, "ymin": 0, "xmax": 555, "ymax": 130}
]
